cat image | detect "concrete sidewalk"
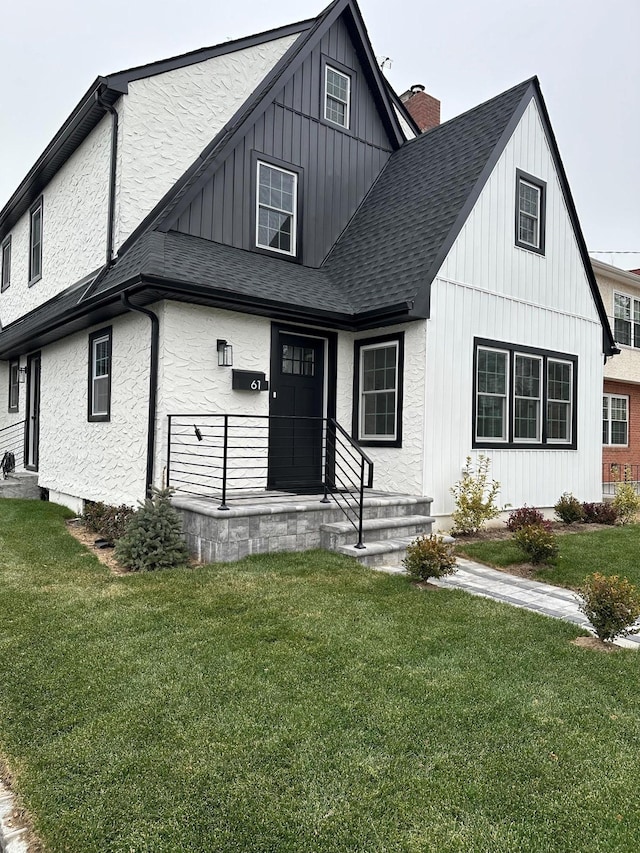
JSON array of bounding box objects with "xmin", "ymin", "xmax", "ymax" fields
[{"xmin": 378, "ymin": 556, "xmax": 640, "ymax": 649}]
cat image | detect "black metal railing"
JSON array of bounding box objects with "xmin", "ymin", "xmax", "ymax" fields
[
  {"xmin": 167, "ymin": 414, "xmax": 374, "ymax": 547},
  {"xmin": 602, "ymin": 462, "xmax": 640, "ymax": 496},
  {"xmin": 0, "ymin": 420, "xmax": 25, "ymax": 478}
]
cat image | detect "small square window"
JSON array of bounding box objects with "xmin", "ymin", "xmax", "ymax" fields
[
  {"xmin": 515, "ymin": 171, "xmax": 545, "ymax": 255},
  {"xmin": 88, "ymin": 328, "xmax": 112, "ymax": 422},
  {"xmin": 256, "ymin": 161, "xmax": 298, "ymax": 256},
  {"xmin": 324, "ymin": 65, "xmax": 351, "ymax": 129},
  {"xmin": 29, "ymin": 197, "xmax": 43, "ymax": 284},
  {"xmin": 1, "ymin": 236, "xmax": 11, "ymax": 292}
]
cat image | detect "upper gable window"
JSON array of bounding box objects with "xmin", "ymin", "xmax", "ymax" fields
[
  {"xmin": 515, "ymin": 170, "xmax": 545, "ymax": 255},
  {"xmin": 29, "ymin": 197, "xmax": 43, "ymax": 284},
  {"xmin": 324, "ymin": 65, "xmax": 351, "ymax": 128},
  {"xmin": 256, "ymin": 161, "xmax": 298, "ymax": 256},
  {"xmin": 613, "ymin": 292, "xmax": 640, "ymax": 348},
  {"xmin": 1, "ymin": 236, "xmax": 11, "ymax": 292}
]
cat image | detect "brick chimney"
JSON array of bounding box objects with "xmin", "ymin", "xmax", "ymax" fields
[{"xmin": 400, "ymin": 84, "xmax": 440, "ymax": 133}]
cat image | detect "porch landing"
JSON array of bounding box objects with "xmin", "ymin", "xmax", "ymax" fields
[{"xmin": 172, "ymin": 491, "xmax": 435, "ymax": 565}]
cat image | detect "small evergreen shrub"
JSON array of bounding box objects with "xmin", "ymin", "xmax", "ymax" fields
[
  {"xmin": 578, "ymin": 573, "xmax": 640, "ymax": 642},
  {"xmin": 513, "ymin": 523, "xmax": 559, "ymax": 564},
  {"xmin": 506, "ymin": 505, "xmax": 546, "ymax": 532},
  {"xmin": 612, "ymin": 482, "xmax": 640, "ymax": 525},
  {"xmin": 402, "ymin": 534, "xmax": 457, "ymax": 582},
  {"xmin": 581, "ymin": 502, "xmax": 618, "ymax": 525},
  {"xmin": 450, "ymin": 455, "xmax": 500, "ymax": 535},
  {"xmin": 554, "ymin": 492, "xmax": 584, "ymax": 525},
  {"xmin": 83, "ymin": 501, "xmax": 136, "ymax": 542},
  {"xmin": 115, "ymin": 487, "xmax": 190, "ymax": 572}
]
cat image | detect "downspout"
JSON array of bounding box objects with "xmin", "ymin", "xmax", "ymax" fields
[
  {"xmin": 121, "ymin": 293, "xmax": 159, "ymax": 498},
  {"xmin": 95, "ymin": 88, "xmax": 118, "ymax": 267}
]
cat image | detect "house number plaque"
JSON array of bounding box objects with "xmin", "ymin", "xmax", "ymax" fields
[{"xmin": 231, "ymin": 370, "xmax": 269, "ymax": 391}]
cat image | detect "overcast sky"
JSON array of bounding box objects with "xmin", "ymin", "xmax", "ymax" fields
[{"xmin": 1, "ymin": 0, "xmax": 639, "ymax": 268}]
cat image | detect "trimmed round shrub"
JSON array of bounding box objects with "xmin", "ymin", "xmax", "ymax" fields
[
  {"xmin": 115, "ymin": 487, "xmax": 190, "ymax": 572},
  {"xmin": 554, "ymin": 492, "xmax": 584, "ymax": 525},
  {"xmin": 578, "ymin": 573, "xmax": 640, "ymax": 642},
  {"xmin": 506, "ymin": 505, "xmax": 546, "ymax": 532},
  {"xmin": 581, "ymin": 502, "xmax": 618, "ymax": 525},
  {"xmin": 403, "ymin": 534, "xmax": 457, "ymax": 582},
  {"xmin": 612, "ymin": 482, "xmax": 640, "ymax": 525},
  {"xmin": 513, "ymin": 523, "xmax": 558, "ymax": 564}
]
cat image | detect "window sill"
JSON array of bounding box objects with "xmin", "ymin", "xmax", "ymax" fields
[{"xmin": 28, "ymin": 273, "xmax": 42, "ymax": 287}]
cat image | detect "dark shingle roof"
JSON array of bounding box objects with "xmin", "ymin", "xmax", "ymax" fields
[{"xmin": 325, "ymin": 79, "xmax": 535, "ymax": 313}]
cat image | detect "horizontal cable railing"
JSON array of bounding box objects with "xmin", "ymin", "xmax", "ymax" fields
[
  {"xmin": 602, "ymin": 462, "xmax": 640, "ymax": 496},
  {"xmin": 167, "ymin": 414, "xmax": 374, "ymax": 547},
  {"xmin": 0, "ymin": 420, "xmax": 25, "ymax": 478}
]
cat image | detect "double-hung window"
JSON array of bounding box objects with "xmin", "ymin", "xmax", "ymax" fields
[
  {"xmin": 474, "ymin": 339, "xmax": 576, "ymax": 448},
  {"xmin": 354, "ymin": 334, "xmax": 404, "ymax": 446},
  {"xmin": 1, "ymin": 236, "xmax": 11, "ymax": 292},
  {"xmin": 8, "ymin": 361, "xmax": 19, "ymax": 412},
  {"xmin": 603, "ymin": 394, "xmax": 628, "ymax": 446},
  {"xmin": 256, "ymin": 161, "xmax": 297, "ymax": 256},
  {"xmin": 613, "ymin": 292, "xmax": 640, "ymax": 348},
  {"xmin": 88, "ymin": 328, "xmax": 112, "ymax": 422},
  {"xmin": 29, "ymin": 197, "xmax": 43, "ymax": 284},
  {"xmin": 515, "ymin": 170, "xmax": 545, "ymax": 255},
  {"xmin": 324, "ymin": 65, "xmax": 351, "ymax": 128}
]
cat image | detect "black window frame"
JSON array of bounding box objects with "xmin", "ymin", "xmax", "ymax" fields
[
  {"xmin": 1, "ymin": 235, "xmax": 11, "ymax": 292},
  {"xmin": 515, "ymin": 169, "xmax": 546, "ymax": 256},
  {"xmin": 352, "ymin": 332, "xmax": 404, "ymax": 448},
  {"xmin": 251, "ymin": 151, "xmax": 303, "ymax": 263},
  {"xmin": 320, "ymin": 55, "xmax": 355, "ymax": 135},
  {"xmin": 473, "ymin": 338, "xmax": 577, "ymax": 450},
  {"xmin": 28, "ymin": 196, "xmax": 43, "ymax": 285},
  {"xmin": 8, "ymin": 360, "xmax": 19, "ymax": 413},
  {"xmin": 88, "ymin": 327, "xmax": 112, "ymax": 422}
]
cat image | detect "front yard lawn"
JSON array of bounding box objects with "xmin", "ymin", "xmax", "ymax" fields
[
  {"xmin": 1, "ymin": 500, "xmax": 640, "ymax": 852},
  {"xmin": 458, "ymin": 524, "xmax": 640, "ymax": 589}
]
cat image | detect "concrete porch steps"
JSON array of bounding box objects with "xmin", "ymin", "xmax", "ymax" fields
[
  {"xmin": 0, "ymin": 472, "xmax": 40, "ymax": 500},
  {"xmin": 173, "ymin": 491, "xmax": 436, "ymax": 564},
  {"xmin": 338, "ymin": 533, "xmax": 455, "ymax": 568}
]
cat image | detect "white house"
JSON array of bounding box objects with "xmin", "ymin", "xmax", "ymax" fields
[{"xmin": 0, "ymin": 0, "xmax": 616, "ymax": 561}]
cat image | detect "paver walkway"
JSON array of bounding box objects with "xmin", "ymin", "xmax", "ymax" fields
[{"xmin": 378, "ymin": 556, "xmax": 640, "ymax": 649}]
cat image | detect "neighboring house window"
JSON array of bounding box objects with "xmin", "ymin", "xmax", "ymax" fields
[
  {"xmin": 29, "ymin": 197, "xmax": 43, "ymax": 283},
  {"xmin": 613, "ymin": 292, "xmax": 640, "ymax": 348},
  {"xmin": 88, "ymin": 328, "xmax": 112, "ymax": 422},
  {"xmin": 8, "ymin": 361, "xmax": 19, "ymax": 412},
  {"xmin": 474, "ymin": 339, "xmax": 576, "ymax": 448},
  {"xmin": 353, "ymin": 333, "xmax": 404, "ymax": 447},
  {"xmin": 1, "ymin": 236, "xmax": 11, "ymax": 292},
  {"xmin": 324, "ymin": 65, "xmax": 351, "ymax": 128},
  {"xmin": 603, "ymin": 394, "xmax": 628, "ymax": 446},
  {"xmin": 256, "ymin": 161, "xmax": 297, "ymax": 256},
  {"xmin": 515, "ymin": 170, "xmax": 545, "ymax": 255}
]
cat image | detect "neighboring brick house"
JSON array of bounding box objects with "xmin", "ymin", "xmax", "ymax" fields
[
  {"xmin": 593, "ymin": 258, "xmax": 640, "ymax": 486},
  {"xmin": 0, "ymin": 0, "xmax": 616, "ymax": 559}
]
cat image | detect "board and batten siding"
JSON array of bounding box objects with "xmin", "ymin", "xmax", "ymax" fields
[
  {"xmin": 424, "ymin": 96, "xmax": 604, "ymax": 522},
  {"xmin": 172, "ymin": 17, "xmax": 395, "ymax": 267}
]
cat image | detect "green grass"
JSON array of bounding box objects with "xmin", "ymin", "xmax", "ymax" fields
[
  {"xmin": 2, "ymin": 500, "xmax": 640, "ymax": 852},
  {"xmin": 458, "ymin": 524, "xmax": 640, "ymax": 589}
]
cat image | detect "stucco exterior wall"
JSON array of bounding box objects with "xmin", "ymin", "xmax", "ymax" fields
[
  {"xmin": 114, "ymin": 33, "xmax": 298, "ymax": 249},
  {"xmin": 38, "ymin": 312, "xmax": 150, "ymax": 506},
  {"xmin": 597, "ymin": 267, "xmax": 640, "ymax": 383},
  {"xmin": 0, "ymin": 117, "xmax": 111, "ymax": 326}
]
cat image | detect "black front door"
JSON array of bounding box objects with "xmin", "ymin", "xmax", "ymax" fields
[
  {"xmin": 25, "ymin": 353, "xmax": 41, "ymax": 471},
  {"xmin": 268, "ymin": 331, "xmax": 325, "ymax": 490}
]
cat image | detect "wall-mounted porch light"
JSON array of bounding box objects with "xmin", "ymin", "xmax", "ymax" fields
[
  {"xmin": 17, "ymin": 366, "xmax": 27, "ymax": 383},
  {"xmin": 217, "ymin": 339, "xmax": 233, "ymax": 367}
]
